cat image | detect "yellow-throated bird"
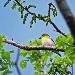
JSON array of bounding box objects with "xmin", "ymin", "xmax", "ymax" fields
[
  {"xmin": 39, "ymin": 33, "xmax": 61, "ymax": 56},
  {"xmin": 39, "ymin": 33, "xmax": 54, "ymax": 47}
]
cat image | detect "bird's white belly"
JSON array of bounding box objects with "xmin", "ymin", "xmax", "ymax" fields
[{"xmin": 44, "ymin": 39, "xmax": 54, "ymax": 46}]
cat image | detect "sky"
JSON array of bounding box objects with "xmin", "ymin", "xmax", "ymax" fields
[{"xmin": 0, "ymin": 0, "xmax": 75, "ymax": 75}]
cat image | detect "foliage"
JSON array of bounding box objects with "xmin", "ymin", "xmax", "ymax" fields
[
  {"xmin": 20, "ymin": 60, "xmax": 27, "ymax": 69},
  {"xmin": 4, "ymin": 0, "xmax": 57, "ymax": 28},
  {"xmin": 20, "ymin": 37, "xmax": 73, "ymax": 75},
  {"xmin": 49, "ymin": 2, "xmax": 57, "ymax": 17},
  {"xmin": 0, "ymin": 34, "xmax": 14, "ymax": 75},
  {"xmin": 0, "ymin": 33, "xmax": 74, "ymax": 75},
  {"xmin": 1, "ymin": 0, "xmax": 75, "ymax": 75},
  {"xmin": 55, "ymin": 34, "xmax": 75, "ymax": 62},
  {"xmin": 4, "ymin": 0, "xmax": 12, "ymax": 7},
  {"xmin": 0, "ymin": 34, "xmax": 5, "ymax": 47}
]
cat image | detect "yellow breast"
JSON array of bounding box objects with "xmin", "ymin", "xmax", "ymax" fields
[{"xmin": 41, "ymin": 36, "xmax": 50, "ymax": 45}]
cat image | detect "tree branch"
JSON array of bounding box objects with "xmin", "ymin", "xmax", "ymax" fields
[
  {"xmin": 50, "ymin": 21, "xmax": 67, "ymax": 37},
  {"xmin": 15, "ymin": 0, "xmax": 36, "ymax": 15},
  {"xmin": 48, "ymin": 3, "xmax": 67, "ymax": 37},
  {"xmin": 3, "ymin": 38, "xmax": 64, "ymax": 52},
  {"xmin": 15, "ymin": 0, "xmax": 66, "ymax": 37},
  {"xmin": 55, "ymin": 0, "xmax": 75, "ymax": 43}
]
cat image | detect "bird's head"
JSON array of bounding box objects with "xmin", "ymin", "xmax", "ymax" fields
[
  {"xmin": 39, "ymin": 33, "xmax": 51, "ymax": 45},
  {"xmin": 39, "ymin": 33, "xmax": 50, "ymax": 39}
]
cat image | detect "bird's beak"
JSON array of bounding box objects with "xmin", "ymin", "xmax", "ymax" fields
[{"xmin": 39, "ymin": 37, "xmax": 41, "ymax": 39}]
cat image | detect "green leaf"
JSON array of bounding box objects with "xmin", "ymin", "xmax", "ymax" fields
[
  {"xmin": 0, "ymin": 72, "xmax": 3, "ymax": 75},
  {"xmin": 23, "ymin": 13, "xmax": 28, "ymax": 24},
  {"xmin": 49, "ymin": 2, "xmax": 57, "ymax": 17},
  {"xmin": 18, "ymin": 7, "xmax": 21, "ymax": 12},
  {"xmin": 66, "ymin": 71, "xmax": 71, "ymax": 74},
  {"xmin": 45, "ymin": 51, "xmax": 53, "ymax": 56},
  {"xmin": 63, "ymin": 56, "xmax": 72, "ymax": 65},
  {"xmin": 50, "ymin": 58, "xmax": 53, "ymax": 62},
  {"xmin": 11, "ymin": 2, "xmax": 17, "ymax": 9},
  {"xmin": 0, "ymin": 58, "xmax": 2, "ymax": 64},
  {"xmin": 18, "ymin": 0, "xmax": 21, "ymax": 3},
  {"xmin": 1, "ymin": 51, "xmax": 10, "ymax": 61},
  {"xmin": 20, "ymin": 60, "xmax": 27, "ymax": 69},
  {"xmin": 21, "ymin": 14, "xmax": 23, "ymax": 18},
  {"xmin": 2, "ymin": 63, "xmax": 8, "ymax": 70},
  {"xmin": 33, "ymin": 62, "xmax": 42, "ymax": 71},
  {"xmin": 18, "ymin": 7, "xmax": 24, "ymax": 18},
  {"xmin": 55, "ymin": 36, "xmax": 65, "ymax": 48},
  {"xmin": 28, "ymin": 39, "xmax": 41, "ymax": 46},
  {"xmin": 69, "ymin": 53, "xmax": 75, "ymax": 63},
  {"xmin": 9, "ymin": 50, "xmax": 14, "ymax": 54},
  {"xmin": 30, "ymin": 24, "xmax": 32, "ymax": 28},
  {"xmin": 56, "ymin": 34, "xmax": 73, "ymax": 45},
  {"xmin": 46, "ymin": 63, "xmax": 50, "ymax": 68},
  {"xmin": 46, "ymin": 21, "xmax": 48, "ymax": 26},
  {"xmin": 34, "ymin": 72, "xmax": 41, "ymax": 75},
  {"xmin": 2, "ymin": 69, "xmax": 12, "ymax": 75},
  {"xmin": 32, "ymin": 15, "xmax": 36, "ymax": 23},
  {"xmin": 38, "ymin": 14, "xmax": 43, "ymax": 20},
  {"xmin": 28, "ymin": 5, "xmax": 36, "ymax": 9},
  {"xmin": 20, "ymin": 49, "xmax": 28, "ymax": 57},
  {"xmin": 66, "ymin": 35, "xmax": 73, "ymax": 44},
  {"xmin": 41, "ymin": 55, "xmax": 48, "ymax": 61},
  {"xmin": 34, "ymin": 72, "xmax": 45, "ymax": 75},
  {"xmin": 4, "ymin": 0, "xmax": 11, "ymax": 7},
  {"xmin": 0, "ymin": 34, "xmax": 5, "ymax": 47},
  {"xmin": 64, "ymin": 46, "xmax": 74, "ymax": 56},
  {"xmin": 52, "ymin": 8, "xmax": 57, "ymax": 17},
  {"xmin": 30, "ymin": 19, "xmax": 33, "ymax": 28}
]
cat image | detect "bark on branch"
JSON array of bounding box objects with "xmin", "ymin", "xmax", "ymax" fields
[{"xmin": 3, "ymin": 38, "xmax": 64, "ymax": 52}]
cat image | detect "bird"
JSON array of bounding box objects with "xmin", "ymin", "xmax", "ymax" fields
[
  {"xmin": 39, "ymin": 33, "xmax": 61, "ymax": 56},
  {"xmin": 39, "ymin": 33, "xmax": 54, "ymax": 47}
]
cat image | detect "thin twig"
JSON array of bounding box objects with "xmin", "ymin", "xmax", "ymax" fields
[
  {"xmin": 50, "ymin": 21, "xmax": 67, "ymax": 37},
  {"xmin": 15, "ymin": 48, "xmax": 21, "ymax": 75},
  {"xmin": 48, "ymin": 3, "xmax": 51, "ymax": 17},
  {"xmin": 48, "ymin": 3, "xmax": 67, "ymax": 37},
  {"xmin": 15, "ymin": 0, "xmax": 35, "ymax": 15}
]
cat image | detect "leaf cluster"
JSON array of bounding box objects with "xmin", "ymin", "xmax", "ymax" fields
[
  {"xmin": 49, "ymin": 2, "xmax": 57, "ymax": 17},
  {"xmin": 55, "ymin": 34, "xmax": 75, "ymax": 62},
  {"xmin": 0, "ymin": 34, "xmax": 14, "ymax": 75},
  {"xmin": 20, "ymin": 38, "xmax": 72, "ymax": 75},
  {"xmin": 3, "ymin": 0, "xmax": 74, "ymax": 74},
  {"xmin": 4, "ymin": 0, "xmax": 57, "ymax": 28},
  {"xmin": 0, "ymin": 34, "xmax": 73, "ymax": 75}
]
